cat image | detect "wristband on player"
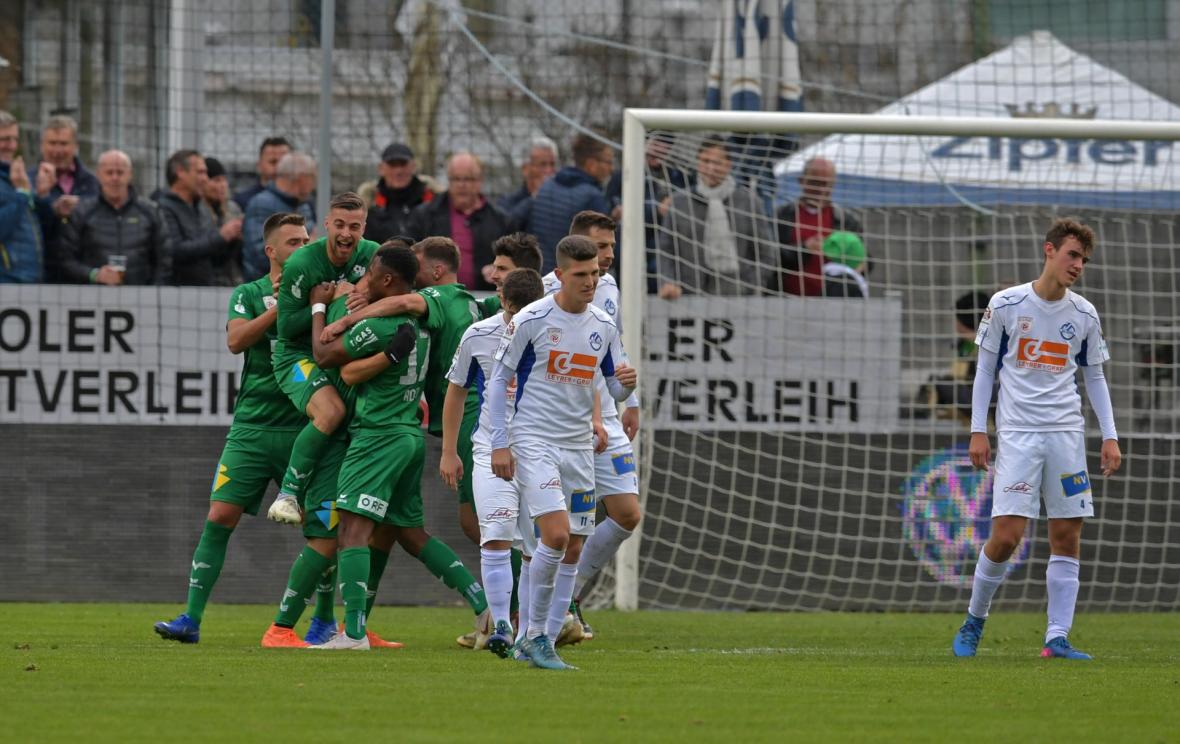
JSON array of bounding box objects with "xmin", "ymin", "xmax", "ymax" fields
[
  {"xmin": 311, "ymin": 302, "xmax": 327, "ymax": 316},
  {"xmin": 384, "ymin": 322, "xmax": 418, "ymax": 365}
]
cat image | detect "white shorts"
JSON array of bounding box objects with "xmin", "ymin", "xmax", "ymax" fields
[
  {"xmin": 594, "ymin": 416, "xmax": 639, "ymax": 497},
  {"xmin": 472, "ymin": 450, "xmax": 528, "ymax": 547},
  {"xmin": 992, "ymin": 430, "xmax": 1095, "ymax": 520},
  {"xmin": 511, "ymin": 439, "xmax": 596, "ymax": 536}
]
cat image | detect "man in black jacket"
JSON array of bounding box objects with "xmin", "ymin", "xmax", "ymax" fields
[
  {"xmin": 29, "ymin": 115, "xmax": 101, "ymax": 281},
  {"xmin": 363, "ymin": 142, "xmax": 435, "ymax": 244},
  {"xmin": 157, "ymin": 149, "xmax": 243, "ymax": 286},
  {"xmin": 56, "ymin": 150, "xmax": 171, "ymax": 285},
  {"xmin": 407, "ymin": 151, "xmax": 510, "ymax": 291}
]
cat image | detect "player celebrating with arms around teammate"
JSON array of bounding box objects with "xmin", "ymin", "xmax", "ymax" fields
[
  {"xmin": 954, "ymin": 218, "xmax": 1121, "ymax": 660},
  {"xmin": 487, "ymin": 235, "xmax": 637, "ymax": 670}
]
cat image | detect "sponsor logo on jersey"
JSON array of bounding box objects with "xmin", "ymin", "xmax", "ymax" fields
[
  {"xmin": 1060, "ymin": 470, "xmax": 1091, "ymax": 497},
  {"xmin": 349, "ymin": 323, "xmax": 378, "ymax": 349},
  {"xmin": 357, "ymin": 493, "xmax": 389, "ymax": 518},
  {"xmin": 570, "ymin": 489, "xmax": 596, "ymax": 513},
  {"xmin": 982, "ymin": 306, "xmax": 992, "ymax": 321},
  {"xmin": 351, "ymin": 264, "xmax": 365, "ymax": 277},
  {"xmin": 314, "ymin": 498, "xmax": 338, "ymax": 530},
  {"xmin": 588, "ymin": 332, "xmax": 603, "ymax": 351},
  {"xmin": 262, "ymin": 294, "xmax": 277, "ymax": 310},
  {"xmin": 612, "ymin": 452, "xmax": 636, "ymax": 475},
  {"xmin": 546, "ymin": 350, "xmax": 596, "ymax": 385},
  {"xmin": 604, "ymin": 298, "xmax": 616, "ymax": 316},
  {"xmin": 1003, "ymin": 481, "xmax": 1034, "ymax": 494},
  {"xmin": 547, "ymin": 327, "xmax": 562, "ymax": 344},
  {"xmin": 1018, "ymin": 316, "xmax": 1034, "ymax": 334},
  {"xmin": 212, "ymin": 463, "xmax": 231, "ymax": 492},
  {"xmin": 1016, "ymin": 338, "xmax": 1069, "ymax": 371},
  {"xmin": 234, "ymin": 295, "xmax": 247, "ymax": 315},
  {"xmin": 540, "ymin": 478, "xmax": 562, "ymax": 490},
  {"xmin": 1059, "ymin": 322, "xmax": 1077, "ymax": 340},
  {"xmin": 291, "ymin": 273, "xmax": 305, "ymax": 299},
  {"xmin": 292, "ymin": 358, "xmax": 316, "ymax": 382},
  {"xmin": 486, "ymin": 507, "xmax": 514, "ymax": 520}
]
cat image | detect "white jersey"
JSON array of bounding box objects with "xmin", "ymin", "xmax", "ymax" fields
[
  {"xmin": 494, "ymin": 294, "xmax": 627, "ymax": 448},
  {"xmin": 975, "ymin": 282, "xmax": 1109, "ymax": 433},
  {"xmin": 446, "ymin": 313, "xmax": 515, "ymax": 454},
  {"xmin": 542, "ymin": 270, "xmax": 638, "ymax": 416}
]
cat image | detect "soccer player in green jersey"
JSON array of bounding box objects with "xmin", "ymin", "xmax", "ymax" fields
[
  {"xmin": 155, "ymin": 213, "xmax": 322, "ymax": 643},
  {"xmin": 267, "ymin": 192, "xmax": 380, "ymax": 525}
]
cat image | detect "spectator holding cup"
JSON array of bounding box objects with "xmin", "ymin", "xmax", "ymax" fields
[{"xmin": 55, "ymin": 149, "xmax": 171, "ymax": 285}]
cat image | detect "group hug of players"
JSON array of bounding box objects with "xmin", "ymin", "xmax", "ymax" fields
[{"xmin": 154, "ymin": 192, "xmax": 639, "ymax": 670}]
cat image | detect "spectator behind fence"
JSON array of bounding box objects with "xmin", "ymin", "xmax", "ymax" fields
[
  {"xmin": 0, "ymin": 110, "xmax": 44, "ymax": 283},
  {"xmin": 407, "ymin": 151, "xmax": 510, "ymax": 290},
  {"xmin": 202, "ymin": 156, "xmax": 244, "ymax": 285},
  {"xmin": 29, "ymin": 115, "xmax": 99, "ymax": 281},
  {"xmin": 496, "ymin": 135, "xmax": 558, "ymax": 228},
  {"xmin": 157, "ymin": 150, "xmax": 243, "ymax": 286},
  {"xmin": 361, "ymin": 142, "xmax": 435, "ymax": 243},
  {"xmin": 241, "ymin": 151, "xmax": 316, "ymax": 280},
  {"xmin": 820, "ymin": 231, "xmax": 869, "ymax": 298},
  {"xmin": 657, "ymin": 137, "xmax": 775, "ymax": 298},
  {"xmin": 232, "ymin": 136, "xmax": 291, "ymax": 212},
  {"xmin": 778, "ymin": 156, "xmax": 862, "ymax": 296},
  {"xmin": 56, "ymin": 150, "xmax": 170, "ymax": 285},
  {"xmin": 526, "ymin": 132, "xmax": 612, "ymax": 273}
]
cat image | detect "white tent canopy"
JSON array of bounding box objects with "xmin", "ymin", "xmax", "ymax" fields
[{"xmin": 776, "ymin": 31, "xmax": 1180, "ymax": 209}]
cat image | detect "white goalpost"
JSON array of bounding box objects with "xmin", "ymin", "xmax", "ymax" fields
[{"xmin": 606, "ymin": 108, "xmax": 1180, "ymax": 613}]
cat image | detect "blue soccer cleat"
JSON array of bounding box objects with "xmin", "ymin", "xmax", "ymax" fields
[
  {"xmin": 486, "ymin": 621, "xmax": 514, "ymax": 659},
  {"xmin": 304, "ymin": 617, "xmax": 337, "ymax": 646},
  {"xmin": 154, "ymin": 614, "xmax": 200, "ymax": 644},
  {"xmin": 1041, "ymin": 636, "xmax": 1092, "ymax": 660},
  {"xmin": 952, "ymin": 613, "xmax": 986, "ymax": 657},
  {"xmin": 521, "ymin": 634, "xmax": 577, "ymax": 671},
  {"xmin": 511, "ymin": 639, "xmax": 531, "ymax": 663}
]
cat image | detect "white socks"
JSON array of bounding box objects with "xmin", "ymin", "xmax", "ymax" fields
[
  {"xmin": 967, "ymin": 547, "xmax": 1009, "ymax": 619},
  {"xmin": 1045, "ymin": 555, "xmax": 1080, "ymax": 643},
  {"xmin": 574, "ymin": 517, "xmax": 633, "ymax": 597},
  {"xmin": 546, "ymin": 563, "xmax": 579, "ymax": 639},
  {"xmin": 480, "ymin": 548, "xmax": 513, "ymax": 628},
  {"xmin": 514, "ymin": 559, "xmax": 531, "ymax": 645},
  {"xmin": 527, "ymin": 543, "xmax": 563, "ymax": 639}
]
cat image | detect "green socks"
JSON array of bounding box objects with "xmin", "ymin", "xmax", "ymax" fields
[
  {"xmin": 274, "ymin": 547, "xmax": 332, "ymax": 627},
  {"xmin": 280, "ymin": 423, "xmax": 333, "ymax": 496},
  {"xmin": 365, "ymin": 549, "xmax": 391, "ymax": 616},
  {"xmin": 418, "ymin": 537, "xmax": 488, "ymax": 615},
  {"xmin": 313, "ymin": 559, "xmax": 337, "ymax": 622},
  {"xmin": 338, "ymin": 546, "xmax": 370, "ymax": 640},
  {"xmin": 510, "ymin": 548, "xmax": 522, "ymax": 614},
  {"xmin": 185, "ymin": 521, "xmax": 234, "ymax": 624}
]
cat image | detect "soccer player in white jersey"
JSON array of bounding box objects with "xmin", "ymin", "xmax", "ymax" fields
[
  {"xmin": 440, "ymin": 268, "xmax": 546, "ymax": 658},
  {"xmin": 487, "ymin": 235, "xmax": 637, "ymax": 670},
  {"xmin": 954, "ymin": 218, "xmax": 1121, "ymax": 660},
  {"xmin": 541, "ymin": 211, "xmax": 641, "ymax": 642}
]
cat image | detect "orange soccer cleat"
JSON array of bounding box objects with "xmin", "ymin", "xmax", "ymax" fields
[{"xmin": 261, "ymin": 624, "xmax": 310, "ymax": 648}]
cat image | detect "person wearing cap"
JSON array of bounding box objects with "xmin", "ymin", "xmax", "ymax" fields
[
  {"xmin": 361, "ymin": 142, "xmax": 436, "ymax": 244},
  {"xmin": 777, "ymin": 156, "xmax": 863, "ymax": 296},
  {"xmin": 232, "ymin": 136, "xmax": 291, "ymax": 213},
  {"xmin": 656, "ymin": 136, "xmax": 775, "ymax": 297},
  {"xmin": 820, "ymin": 230, "xmax": 869, "ymax": 298},
  {"xmin": 202, "ymin": 156, "xmax": 245, "ymax": 286},
  {"xmin": 406, "ymin": 151, "xmax": 511, "ymax": 290}
]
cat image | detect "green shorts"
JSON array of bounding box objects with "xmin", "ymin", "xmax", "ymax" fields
[
  {"xmin": 457, "ymin": 413, "xmax": 476, "ymax": 507},
  {"xmin": 301, "ymin": 435, "xmax": 349, "ymax": 539},
  {"xmin": 336, "ymin": 428, "xmax": 425, "ymax": 527},
  {"xmin": 273, "ymin": 349, "xmax": 333, "ymax": 414},
  {"xmin": 210, "ymin": 426, "xmax": 300, "ymax": 515}
]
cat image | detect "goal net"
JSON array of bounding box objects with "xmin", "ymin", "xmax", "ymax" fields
[{"xmin": 597, "ymin": 108, "xmax": 1180, "ymax": 613}]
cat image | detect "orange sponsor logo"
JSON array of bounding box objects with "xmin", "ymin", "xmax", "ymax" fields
[
  {"xmin": 546, "ymin": 350, "xmax": 596, "ymax": 385},
  {"xmin": 1016, "ymin": 338, "xmax": 1069, "ymax": 372}
]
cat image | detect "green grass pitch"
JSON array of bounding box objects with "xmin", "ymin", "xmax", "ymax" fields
[{"xmin": 1, "ymin": 604, "xmax": 1177, "ymax": 743}]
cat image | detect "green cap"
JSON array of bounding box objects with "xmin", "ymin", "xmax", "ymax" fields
[{"xmin": 822, "ymin": 231, "xmax": 865, "ymax": 268}]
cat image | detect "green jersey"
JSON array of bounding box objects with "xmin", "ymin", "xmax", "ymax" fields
[
  {"xmin": 226, "ymin": 277, "xmax": 306, "ymax": 429},
  {"xmin": 478, "ymin": 295, "xmax": 501, "ymax": 319},
  {"xmin": 342, "ymin": 313, "xmax": 430, "ymax": 431},
  {"xmin": 275, "ymin": 236, "xmax": 380, "ymax": 357},
  {"xmin": 419, "ymin": 283, "xmax": 482, "ymax": 436}
]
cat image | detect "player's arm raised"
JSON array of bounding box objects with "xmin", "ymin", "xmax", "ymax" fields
[{"xmin": 320, "ymin": 293, "xmax": 426, "ymax": 343}]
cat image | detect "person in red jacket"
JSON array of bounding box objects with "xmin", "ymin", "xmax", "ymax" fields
[{"xmin": 776, "ymin": 157, "xmax": 862, "ymax": 296}]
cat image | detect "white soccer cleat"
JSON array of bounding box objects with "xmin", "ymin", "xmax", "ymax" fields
[
  {"xmin": 267, "ymin": 493, "xmax": 303, "ymax": 526},
  {"xmin": 555, "ymin": 612, "xmax": 585, "ymax": 647},
  {"xmin": 471, "ymin": 608, "xmax": 493, "ymax": 650},
  {"xmin": 307, "ymin": 632, "xmax": 370, "ymax": 650}
]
